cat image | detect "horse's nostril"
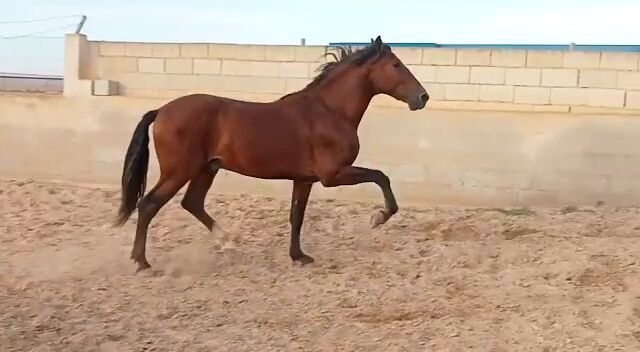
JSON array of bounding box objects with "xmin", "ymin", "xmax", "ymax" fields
[{"xmin": 420, "ymin": 92, "xmax": 429, "ymax": 104}]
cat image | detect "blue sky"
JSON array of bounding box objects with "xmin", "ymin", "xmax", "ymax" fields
[{"xmin": 1, "ymin": 0, "xmax": 639, "ymax": 74}]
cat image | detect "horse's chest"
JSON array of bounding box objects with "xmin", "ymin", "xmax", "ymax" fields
[{"xmin": 340, "ymin": 136, "xmax": 360, "ymax": 161}]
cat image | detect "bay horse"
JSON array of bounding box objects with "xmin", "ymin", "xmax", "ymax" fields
[{"xmin": 114, "ymin": 36, "xmax": 429, "ymax": 272}]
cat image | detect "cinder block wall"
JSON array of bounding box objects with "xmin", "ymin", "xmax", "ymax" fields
[
  {"xmin": 91, "ymin": 40, "xmax": 327, "ymax": 102},
  {"xmin": 72, "ymin": 35, "xmax": 640, "ymax": 114},
  {"xmin": 3, "ymin": 35, "xmax": 640, "ymax": 207},
  {"xmin": 6, "ymin": 92, "xmax": 640, "ymax": 207}
]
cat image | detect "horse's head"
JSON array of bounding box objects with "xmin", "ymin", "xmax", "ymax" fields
[{"xmin": 365, "ymin": 36, "xmax": 429, "ymax": 111}]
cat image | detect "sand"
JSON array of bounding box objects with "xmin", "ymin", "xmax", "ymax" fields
[{"xmin": 2, "ymin": 178, "xmax": 640, "ymax": 351}]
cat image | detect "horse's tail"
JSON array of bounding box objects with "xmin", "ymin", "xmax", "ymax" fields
[{"xmin": 113, "ymin": 109, "xmax": 158, "ymax": 227}]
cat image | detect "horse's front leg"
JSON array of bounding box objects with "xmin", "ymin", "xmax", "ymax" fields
[
  {"xmin": 320, "ymin": 166, "xmax": 398, "ymax": 228},
  {"xmin": 289, "ymin": 180, "xmax": 315, "ymax": 264}
]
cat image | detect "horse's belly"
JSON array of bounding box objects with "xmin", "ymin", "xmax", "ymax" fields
[{"xmin": 215, "ymin": 133, "xmax": 313, "ymax": 180}]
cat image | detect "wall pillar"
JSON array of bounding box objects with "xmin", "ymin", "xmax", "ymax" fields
[{"xmin": 63, "ymin": 34, "xmax": 93, "ymax": 97}]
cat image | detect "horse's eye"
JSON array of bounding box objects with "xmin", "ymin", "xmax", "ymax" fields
[{"xmin": 392, "ymin": 61, "xmax": 401, "ymax": 68}]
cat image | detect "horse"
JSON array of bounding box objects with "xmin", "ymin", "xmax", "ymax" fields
[{"xmin": 113, "ymin": 35, "xmax": 429, "ymax": 272}]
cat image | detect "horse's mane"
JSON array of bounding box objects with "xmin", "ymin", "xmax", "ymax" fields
[{"xmin": 279, "ymin": 40, "xmax": 390, "ymax": 100}]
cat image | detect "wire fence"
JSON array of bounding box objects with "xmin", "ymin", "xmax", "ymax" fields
[{"xmin": 0, "ymin": 15, "xmax": 85, "ymax": 77}]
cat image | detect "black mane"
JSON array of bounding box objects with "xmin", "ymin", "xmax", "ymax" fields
[
  {"xmin": 279, "ymin": 39, "xmax": 390, "ymax": 99},
  {"xmin": 311, "ymin": 43, "xmax": 389, "ymax": 87}
]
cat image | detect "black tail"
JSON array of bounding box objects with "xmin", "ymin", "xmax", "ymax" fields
[{"xmin": 113, "ymin": 110, "xmax": 158, "ymax": 227}]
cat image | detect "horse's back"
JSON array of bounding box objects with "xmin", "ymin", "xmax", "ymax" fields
[{"xmin": 151, "ymin": 92, "xmax": 319, "ymax": 180}]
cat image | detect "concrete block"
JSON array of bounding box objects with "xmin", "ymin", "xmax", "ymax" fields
[
  {"xmin": 627, "ymin": 91, "xmax": 640, "ymax": 109},
  {"xmin": 563, "ymin": 51, "xmax": 600, "ymax": 68},
  {"xmin": 456, "ymin": 49, "xmax": 491, "ymax": 66},
  {"xmin": 209, "ymin": 44, "xmax": 266, "ymax": 60},
  {"xmin": 180, "ymin": 44, "xmax": 208, "ymax": 58},
  {"xmin": 165, "ymin": 74, "xmax": 202, "ymax": 90},
  {"xmin": 422, "ymin": 48, "xmax": 456, "ymax": 65},
  {"xmin": 586, "ymin": 89, "xmax": 625, "ymax": 108},
  {"xmin": 165, "ymin": 58, "xmax": 193, "ymax": 74},
  {"xmin": 407, "ymin": 65, "xmax": 436, "ymax": 82},
  {"xmin": 435, "ymin": 66, "xmax": 470, "ymax": 83},
  {"xmin": 470, "ymin": 67, "xmax": 505, "ymax": 84},
  {"xmin": 99, "ymin": 42, "xmax": 125, "ymax": 56},
  {"xmin": 221, "ymin": 60, "xmax": 252, "ymax": 77},
  {"xmin": 98, "ymin": 57, "xmax": 137, "ymax": 74},
  {"xmin": 579, "ymin": 70, "xmax": 617, "ymax": 88},
  {"xmin": 550, "ymin": 87, "xmax": 588, "ymax": 105},
  {"xmin": 280, "ymin": 62, "xmax": 309, "ymax": 78},
  {"xmin": 526, "ymin": 50, "xmax": 563, "ymax": 67},
  {"xmin": 423, "ymin": 83, "xmax": 446, "ymax": 100},
  {"xmin": 294, "ymin": 46, "xmax": 326, "ymax": 62},
  {"xmin": 222, "ymin": 60, "xmax": 279, "ymax": 77},
  {"xmin": 111, "ymin": 73, "xmax": 169, "ymax": 90},
  {"xmin": 491, "ymin": 50, "xmax": 526, "ymax": 67},
  {"xmin": 479, "ymin": 85, "xmax": 514, "ymax": 102},
  {"xmin": 541, "ymin": 68, "xmax": 578, "ymax": 87},
  {"xmin": 392, "ymin": 47, "xmax": 422, "ymax": 65},
  {"xmin": 505, "ymin": 68, "xmax": 541, "ymax": 86},
  {"xmin": 285, "ymin": 78, "xmax": 311, "ymax": 93},
  {"xmin": 445, "ymin": 84, "xmax": 479, "ymax": 101},
  {"xmin": 601, "ymin": 52, "xmax": 639, "ymax": 70},
  {"xmin": 151, "ymin": 44, "xmax": 180, "ymax": 58},
  {"xmin": 193, "ymin": 59, "xmax": 221, "ymax": 75},
  {"xmin": 617, "ymin": 71, "xmax": 640, "ymax": 90},
  {"xmin": 92, "ymin": 80, "xmax": 118, "ymax": 96},
  {"xmin": 86, "ymin": 42, "xmax": 100, "ymax": 78},
  {"xmin": 125, "ymin": 43, "xmax": 152, "ymax": 57},
  {"xmin": 199, "ymin": 75, "xmax": 286, "ymax": 94},
  {"xmin": 265, "ymin": 46, "xmax": 295, "ymax": 61},
  {"xmin": 514, "ymin": 87, "xmax": 550, "ymax": 104},
  {"xmin": 138, "ymin": 58, "xmax": 164, "ymax": 73}
]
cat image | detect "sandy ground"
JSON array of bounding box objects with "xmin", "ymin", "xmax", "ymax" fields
[{"xmin": 2, "ymin": 179, "xmax": 640, "ymax": 351}]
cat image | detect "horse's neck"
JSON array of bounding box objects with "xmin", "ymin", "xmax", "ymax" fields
[{"xmin": 315, "ymin": 70, "xmax": 375, "ymax": 128}]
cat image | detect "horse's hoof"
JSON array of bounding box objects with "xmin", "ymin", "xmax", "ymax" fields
[
  {"xmin": 135, "ymin": 261, "xmax": 151, "ymax": 273},
  {"xmin": 370, "ymin": 209, "xmax": 388, "ymax": 228},
  {"xmin": 291, "ymin": 254, "xmax": 315, "ymax": 265}
]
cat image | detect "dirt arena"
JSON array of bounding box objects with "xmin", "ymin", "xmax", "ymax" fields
[{"xmin": 2, "ymin": 179, "xmax": 640, "ymax": 351}]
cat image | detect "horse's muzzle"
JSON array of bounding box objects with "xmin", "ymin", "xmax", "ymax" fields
[{"xmin": 409, "ymin": 90, "xmax": 429, "ymax": 111}]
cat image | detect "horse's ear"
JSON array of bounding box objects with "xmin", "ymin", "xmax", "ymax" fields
[{"xmin": 374, "ymin": 35, "xmax": 383, "ymax": 52}]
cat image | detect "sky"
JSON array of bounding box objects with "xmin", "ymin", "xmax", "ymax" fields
[{"xmin": 1, "ymin": 0, "xmax": 639, "ymax": 75}]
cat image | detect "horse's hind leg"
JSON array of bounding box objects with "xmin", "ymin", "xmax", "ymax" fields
[
  {"xmin": 132, "ymin": 175, "xmax": 187, "ymax": 272},
  {"xmin": 181, "ymin": 157, "xmax": 222, "ymax": 230}
]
